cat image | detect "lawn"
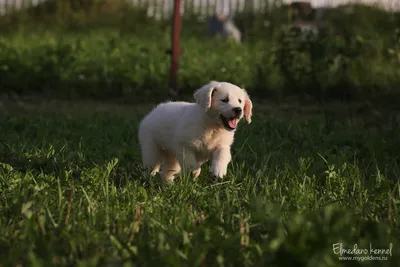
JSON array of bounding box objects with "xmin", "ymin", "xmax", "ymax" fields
[{"xmin": 0, "ymin": 99, "xmax": 399, "ymax": 266}]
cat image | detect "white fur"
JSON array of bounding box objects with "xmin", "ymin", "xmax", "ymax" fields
[{"xmin": 138, "ymin": 81, "xmax": 253, "ymax": 182}]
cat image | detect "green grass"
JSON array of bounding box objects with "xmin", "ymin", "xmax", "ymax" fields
[{"xmin": 0, "ymin": 100, "xmax": 399, "ymax": 266}]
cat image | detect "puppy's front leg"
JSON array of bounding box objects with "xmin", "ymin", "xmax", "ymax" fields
[{"xmin": 211, "ymin": 147, "xmax": 232, "ymax": 178}]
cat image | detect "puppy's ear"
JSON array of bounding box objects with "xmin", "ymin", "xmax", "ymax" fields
[
  {"xmin": 243, "ymin": 93, "xmax": 253, "ymax": 124},
  {"xmin": 193, "ymin": 81, "xmax": 219, "ymax": 111}
]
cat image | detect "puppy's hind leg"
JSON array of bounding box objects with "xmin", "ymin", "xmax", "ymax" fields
[
  {"xmin": 150, "ymin": 163, "xmax": 161, "ymax": 176},
  {"xmin": 177, "ymin": 148, "xmax": 201, "ymax": 179},
  {"xmin": 161, "ymin": 153, "xmax": 181, "ymax": 182},
  {"xmin": 140, "ymin": 138, "xmax": 161, "ymax": 176}
]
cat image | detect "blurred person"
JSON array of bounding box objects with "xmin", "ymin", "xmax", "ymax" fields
[{"xmin": 207, "ymin": 13, "xmax": 242, "ymax": 44}]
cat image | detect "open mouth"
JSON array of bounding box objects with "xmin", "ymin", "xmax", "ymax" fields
[{"xmin": 220, "ymin": 115, "xmax": 240, "ymax": 131}]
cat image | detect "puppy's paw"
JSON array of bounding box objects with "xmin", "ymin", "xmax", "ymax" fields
[
  {"xmin": 150, "ymin": 165, "xmax": 160, "ymax": 176},
  {"xmin": 162, "ymin": 176, "xmax": 175, "ymax": 184},
  {"xmin": 192, "ymin": 168, "xmax": 201, "ymax": 180},
  {"xmin": 161, "ymin": 172, "xmax": 175, "ymax": 183},
  {"xmin": 211, "ymin": 163, "xmax": 227, "ymax": 178}
]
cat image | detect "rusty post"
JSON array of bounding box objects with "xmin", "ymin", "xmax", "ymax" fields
[{"xmin": 170, "ymin": 0, "xmax": 182, "ymax": 93}]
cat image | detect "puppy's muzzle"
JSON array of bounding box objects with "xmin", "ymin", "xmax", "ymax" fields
[{"xmin": 232, "ymin": 107, "xmax": 242, "ymax": 117}]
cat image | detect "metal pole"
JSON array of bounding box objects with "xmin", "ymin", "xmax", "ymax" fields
[{"xmin": 170, "ymin": 0, "xmax": 182, "ymax": 93}]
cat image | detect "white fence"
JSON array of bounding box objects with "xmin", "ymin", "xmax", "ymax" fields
[{"xmin": 1, "ymin": 0, "xmax": 399, "ymax": 17}]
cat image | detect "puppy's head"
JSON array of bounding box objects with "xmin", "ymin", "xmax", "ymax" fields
[{"xmin": 194, "ymin": 81, "xmax": 253, "ymax": 131}]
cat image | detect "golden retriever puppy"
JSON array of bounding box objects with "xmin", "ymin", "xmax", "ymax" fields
[{"xmin": 138, "ymin": 81, "xmax": 253, "ymax": 182}]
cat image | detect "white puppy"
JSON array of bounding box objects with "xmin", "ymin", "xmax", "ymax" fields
[{"xmin": 138, "ymin": 81, "xmax": 253, "ymax": 182}]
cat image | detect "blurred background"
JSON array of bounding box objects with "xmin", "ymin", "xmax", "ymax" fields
[{"xmin": 0, "ymin": 0, "xmax": 399, "ymax": 104}]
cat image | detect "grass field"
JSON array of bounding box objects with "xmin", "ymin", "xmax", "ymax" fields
[
  {"xmin": 0, "ymin": 99, "xmax": 399, "ymax": 266},
  {"xmin": 0, "ymin": 1, "xmax": 399, "ymax": 266}
]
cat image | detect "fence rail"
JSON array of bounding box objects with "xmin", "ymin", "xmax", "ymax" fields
[{"xmin": 1, "ymin": 0, "xmax": 399, "ymax": 17}]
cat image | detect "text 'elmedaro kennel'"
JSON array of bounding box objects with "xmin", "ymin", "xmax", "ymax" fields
[{"xmin": 138, "ymin": 81, "xmax": 253, "ymax": 182}]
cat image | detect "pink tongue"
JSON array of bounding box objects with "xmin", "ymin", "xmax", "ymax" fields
[{"xmin": 228, "ymin": 119, "xmax": 237, "ymax": 128}]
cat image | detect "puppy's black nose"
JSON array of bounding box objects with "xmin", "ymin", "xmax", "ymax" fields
[{"xmin": 233, "ymin": 107, "xmax": 242, "ymax": 115}]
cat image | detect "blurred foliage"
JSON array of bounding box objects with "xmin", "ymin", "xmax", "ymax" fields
[{"xmin": 0, "ymin": 0, "xmax": 399, "ymax": 102}]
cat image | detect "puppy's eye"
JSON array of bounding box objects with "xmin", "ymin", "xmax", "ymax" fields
[
  {"xmin": 221, "ymin": 97, "xmax": 229, "ymax": 103},
  {"xmin": 238, "ymin": 99, "xmax": 242, "ymax": 104}
]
